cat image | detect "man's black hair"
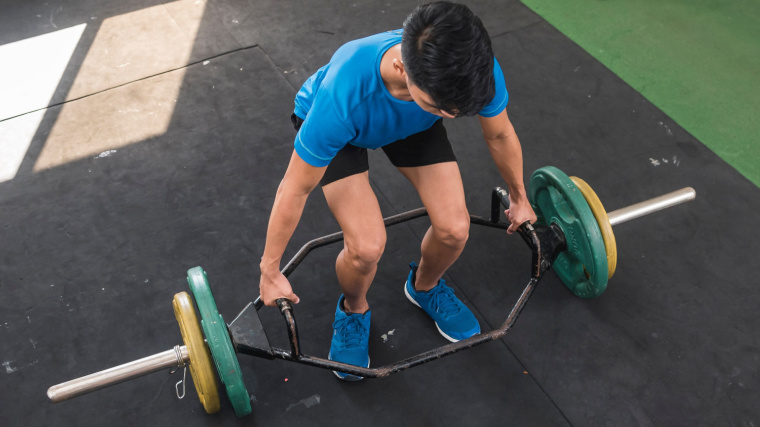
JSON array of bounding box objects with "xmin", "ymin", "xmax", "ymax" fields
[{"xmin": 401, "ymin": 1, "xmax": 495, "ymax": 117}]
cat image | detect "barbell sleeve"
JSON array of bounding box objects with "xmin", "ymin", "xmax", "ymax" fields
[
  {"xmin": 47, "ymin": 345, "xmax": 189, "ymax": 403},
  {"xmin": 608, "ymin": 187, "xmax": 696, "ymax": 227}
]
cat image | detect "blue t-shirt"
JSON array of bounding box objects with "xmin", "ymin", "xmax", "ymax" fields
[{"xmin": 293, "ymin": 30, "xmax": 509, "ymax": 167}]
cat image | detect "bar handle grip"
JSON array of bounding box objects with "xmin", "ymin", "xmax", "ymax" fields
[
  {"xmin": 275, "ymin": 298, "xmax": 301, "ymax": 358},
  {"xmin": 491, "ymin": 186, "xmax": 534, "ymax": 233},
  {"xmin": 490, "ymin": 187, "xmax": 510, "ymax": 223},
  {"xmin": 276, "ymin": 298, "xmax": 293, "ymax": 313}
]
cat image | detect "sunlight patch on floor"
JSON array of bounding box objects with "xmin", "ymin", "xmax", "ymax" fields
[
  {"xmin": 0, "ymin": 24, "xmax": 86, "ymax": 182},
  {"xmin": 33, "ymin": 0, "xmax": 207, "ymax": 173}
]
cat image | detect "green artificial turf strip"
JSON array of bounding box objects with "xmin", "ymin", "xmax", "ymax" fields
[{"xmin": 520, "ymin": 0, "xmax": 760, "ymax": 187}]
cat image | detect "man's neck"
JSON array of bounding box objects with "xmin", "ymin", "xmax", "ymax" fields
[{"xmin": 379, "ymin": 44, "xmax": 412, "ymax": 101}]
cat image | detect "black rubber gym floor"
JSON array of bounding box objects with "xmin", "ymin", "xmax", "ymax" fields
[{"xmin": 1, "ymin": 1, "xmax": 758, "ymax": 426}]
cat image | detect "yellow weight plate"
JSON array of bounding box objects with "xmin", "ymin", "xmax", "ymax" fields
[
  {"xmin": 570, "ymin": 177, "xmax": 617, "ymax": 279},
  {"xmin": 173, "ymin": 292, "xmax": 220, "ymax": 414}
]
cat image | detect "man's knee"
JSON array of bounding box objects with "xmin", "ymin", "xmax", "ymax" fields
[
  {"xmin": 345, "ymin": 233, "xmax": 387, "ymax": 271},
  {"xmin": 433, "ymin": 216, "xmax": 470, "ymax": 249}
]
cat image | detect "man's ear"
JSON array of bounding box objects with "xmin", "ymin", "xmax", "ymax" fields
[
  {"xmin": 392, "ymin": 58, "xmax": 406, "ymax": 77},
  {"xmin": 439, "ymin": 109, "xmax": 456, "ymax": 119}
]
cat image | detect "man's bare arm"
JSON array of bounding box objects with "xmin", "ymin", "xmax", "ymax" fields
[
  {"xmin": 478, "ymin": 108, "xmax": 537, "ymax": 233},
  {"xmin": 259, "ymin": 150, "xmax": 326, "ymax": 305}
]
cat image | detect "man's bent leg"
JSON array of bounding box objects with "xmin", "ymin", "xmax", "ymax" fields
[
  {"xmin": 398, "ymin": 161, "xmax": 479, "ymax": 342},
  {"xmin": 322, "ymin": 172, "xmax": 383, "ymax": 379},
  {"xmin": 397, "ymin": 162, "xmax": 470, "ymax": 291},
  {"xmin": 322, "ymin": 171, "xmax": 386, "ymax": 314}
]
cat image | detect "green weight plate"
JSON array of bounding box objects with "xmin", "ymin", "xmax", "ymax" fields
[
  {"xmin": 570, "ymin": 176, "xmax": 617, "ymax": 279},
  {"xmin": 187, "ymin": 267, "xmax": 252, "ymax": 417},
  {"xmin": 529, "ymin": 167, "xmax": 608, "ymax": 298}
]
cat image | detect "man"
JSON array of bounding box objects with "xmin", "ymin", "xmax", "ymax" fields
[{"xmin": 258, "ymin": 2, "xmax": 537, "ymax": 380}]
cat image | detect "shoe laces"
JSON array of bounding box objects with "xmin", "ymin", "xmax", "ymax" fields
[
  {"xmin": 333, "ymin": 314, "xmax": 367, "ymax": 350},
  {"xmin": 430, "ymin": 280, "xmax": 462, "ymax": 319}
]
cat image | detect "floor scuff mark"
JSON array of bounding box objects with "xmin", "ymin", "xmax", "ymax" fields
[
  {"xmin": 3, "ymin": 361, "xmax": 17, "ymax": 374},
  {"xmin": 381, "ymin": 329, "xmax": 395, "ymax": 343},
  {"xmin": 94, "ymin": 150, "xmax": 117, "ymax": 159},
  {"xmin": 285, "ymin": 394, "xmax": 320, "ymax": 412},
  {"xmin": 250, "ymin": 395, "xmax": 268, "ymax": 406}
]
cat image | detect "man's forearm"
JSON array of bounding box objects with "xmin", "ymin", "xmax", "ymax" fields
[
  {"xmin": 485, "ymin": 131, "xmax": 527, "ymax": 198},
  {"xmin": 259, "ymin": 181, "xmax": 310, "ymax": 274},
  {"xmin": 259, "ymin": 151, "xmax": 325, "ymax": 274}
]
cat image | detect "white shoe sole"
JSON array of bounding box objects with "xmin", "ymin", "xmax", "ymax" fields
[
  {"xmin": 330, "ymin": 356, "xmax": 369, "ymax": 381},
  {"xmin": 404, "ymin": 281, "xmax": 461, "ymax": 343}
]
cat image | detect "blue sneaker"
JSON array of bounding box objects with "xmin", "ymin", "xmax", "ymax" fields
[
  {"xmin": 404, "ymin": 262, "xmax": 480, "ymax": 342},
  {"xmin": 328, "ymin": 295, "xmax": 370, "ymax": 381}
]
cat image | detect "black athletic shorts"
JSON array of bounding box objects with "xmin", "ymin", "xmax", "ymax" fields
[{"xmin": 291, "ymin": 113, "xmax": 457, "ymax": 186}]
